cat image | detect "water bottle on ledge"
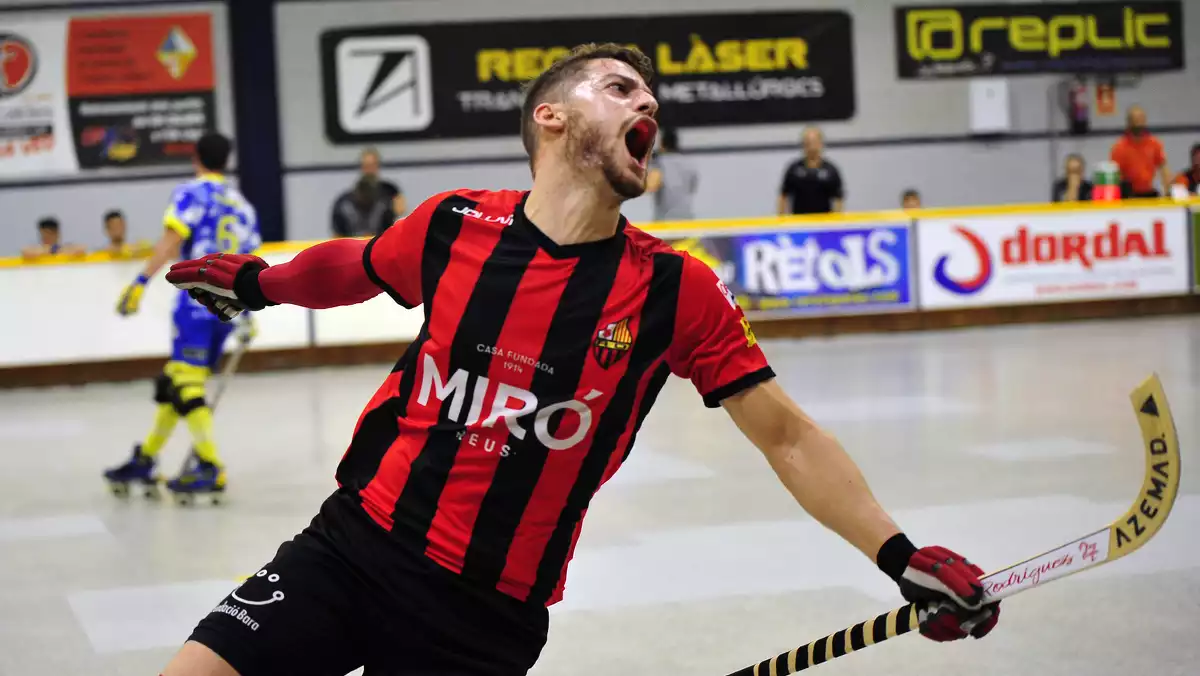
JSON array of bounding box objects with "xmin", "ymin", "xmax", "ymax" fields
[{"xmin": 1092, "ymin": 160, "xmax": 1120, "ymax": 201}]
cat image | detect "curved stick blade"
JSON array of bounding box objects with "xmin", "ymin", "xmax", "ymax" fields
[{"xmin": 1109, "ymin": 372, "xmax": 1181, "ymax": 561}]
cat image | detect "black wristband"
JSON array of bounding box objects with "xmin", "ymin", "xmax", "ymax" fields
[
  {"xmin": 232, "ymin": 264, "xmax": 276, "ymax": 311},
  {"xmin": 876, "ymin": 532, "xmax": 918, "ymax": 583}
]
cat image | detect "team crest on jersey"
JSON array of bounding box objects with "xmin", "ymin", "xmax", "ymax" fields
[{"xmin": 593, "ymin": 317, "xmax": 633, "ymax": 369}]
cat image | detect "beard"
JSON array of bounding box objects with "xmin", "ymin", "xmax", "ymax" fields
[{"xmin": 564, "ymin": 115, "xmax": 646, "ymax": 201}]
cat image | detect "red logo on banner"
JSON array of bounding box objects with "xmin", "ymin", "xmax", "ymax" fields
[
  {"xmin": 0, "ymin": 33, "xmax": 36, "ymax": 98},
  {"xmin": 1001, "ymin": 221, "xmax": 1168, "ymax": 270}
]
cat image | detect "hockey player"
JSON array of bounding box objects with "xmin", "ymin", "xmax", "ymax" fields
[{"xmin": 104, "ymin": 132, "xmax": 260, "ymax": 499}]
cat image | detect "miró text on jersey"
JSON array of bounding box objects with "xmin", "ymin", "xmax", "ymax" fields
[{"xmin": 419, "ymin": 354, "xmax": 601, "ymax": 451}]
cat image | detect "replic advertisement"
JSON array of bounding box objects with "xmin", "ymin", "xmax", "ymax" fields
[
  {"xmin": 0, "ymin": 12, "xmax": 216, "ymax": 178},
  {"xmin": 320, "ymin": 11, "xmax": 855, "ymax": 143},
  {"xmin": 918, "ymin": 208, "xmax": 1191, "ymax": 310},
  {"xmin": 663, "ymin": 224, "xmax": 914, "ymax": 317},
  {"xmin": 895, "ymin": 2, "xmax": 1184, "ymax": 79}
]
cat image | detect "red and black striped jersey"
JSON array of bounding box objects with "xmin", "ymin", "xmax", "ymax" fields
[{"xmin": 339, "ymin": 188, "xmax": 774, "ymax": 606}]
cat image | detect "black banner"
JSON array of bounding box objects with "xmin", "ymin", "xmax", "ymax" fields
[
  {"xmin": 320, "ymin": 11, "xmax": 855, "ymax": 144},
  {"xmin": 895, "ymin": 2, "xmax": 1184, "ymax": 80},
  {"xmin": 70, "ymin": 92, "xmax": 215, "ymax": 169}
]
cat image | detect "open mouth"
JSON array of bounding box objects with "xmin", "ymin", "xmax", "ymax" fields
[{"xmin": 623, "ymin": 118, "xmax": 656, "ymax": 169}]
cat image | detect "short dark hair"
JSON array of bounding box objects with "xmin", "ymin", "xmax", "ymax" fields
[
  {"xmin": 37, "ymin": 217, "xmax": 58, "ymax": 231},
  {"xmin": 195, "ymin": 132, "xmax": 232, "ymax": 172},
  {"xmin": 659, "ymin": 126, "xmax": 678, "ymax": 152},
  {"xmin": 103, "ymin": 209, "xmax": 124, "ymax": 223},
  {"xmin": 519, "ymin": 43, "xmax": 655, "ymax": 169},
  {"xmin": 1190, "ymin": 142, "xmax": 1200, "ymax": 158},
  {"xmin": 901, "ymin": 188, "xmax": 920, "ymax": 201}
]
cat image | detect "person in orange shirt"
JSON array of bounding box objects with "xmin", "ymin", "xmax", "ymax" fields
[{"xmin": 1110, "ymin": 105, "xmax": 1173, "ymax": 198}]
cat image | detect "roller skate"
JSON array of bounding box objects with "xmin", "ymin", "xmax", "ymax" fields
[
  {"xmin": 103, "ymin": 445, "xmax": 161, "ymax": 499},
  {"xmin": 165, "ymin": 453, "xmax": 226, "ymax": 506}
]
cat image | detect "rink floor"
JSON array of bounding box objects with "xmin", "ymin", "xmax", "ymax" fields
[{"xmin": 1, "ymin": 316, "xmax": 1197, "ymax": 676}]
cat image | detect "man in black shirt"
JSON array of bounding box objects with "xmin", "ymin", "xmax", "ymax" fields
[
  {"xmin": 361, "ymin": 147, "xmax": 406, "ymax": 219},
  {"xmin": 778, "ymin": 127, "xmax": 844, "ymax": 215}
]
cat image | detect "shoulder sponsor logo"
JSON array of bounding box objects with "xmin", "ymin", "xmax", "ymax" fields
[
  {"xmin": 452, "ymin": 204, "xmax": 514, "ymax": 225},
  {"xmin": 333, "ymin": 34, "xmax": 433, "ymax": 134},
  {"xmin": 0, "ymin": 33, "xmax": 37, "ymax": 98}
]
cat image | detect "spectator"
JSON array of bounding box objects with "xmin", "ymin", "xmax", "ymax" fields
[
  {"xmin": 1171, "ymin": 142, "xmax": 1199, "ymax": 195},
  {"xmin": 901, "ymin": 188, "xmax": 922, "ymax": 209},
  {"xmin": 644, "ymin": 125, "xmax": 698, "ymax": 221},
  {"xmin": 1051, "ymin": 154, "xmax": 1094, "ymax": 202},
  {"xmin": 98, "ymin": 209, "xmax": 151, "ymax": 258},
  {"xmin": 21, "ymin": 217, "xmax": 84, "ymax": 259},
  {"xmin": 778, "ymin": 126, "xmax": 843, "ymax": 215},
  {"xmin": 359, "ymin": 147, "xmax": 406, "ymax": 219},
  {"xmin": 332, "ymin": 177, "xmax": 394, "ymax": 238},
  {"xmin": 101, "ymin": 210, "xmax": 129, "ymax": 256},
  {"xmin": 1110, "ymin": 105, "xmax": 1171, "ymax": 198}
]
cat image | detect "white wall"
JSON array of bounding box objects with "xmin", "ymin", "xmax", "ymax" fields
[
  {"xmin": 274, "ymin": 0, "xmax": 1200, "ymax": 166},
  {"xmin": 273, "ymin": 0, "xmax": 1200, "ymax": 240},
  {"xmin": 0, "ymin": 251, "xmax": 427, "ymax": 369},
  {"xmin": 283, "ymin": 131, "xmax": 1200, "ymax": 241}
]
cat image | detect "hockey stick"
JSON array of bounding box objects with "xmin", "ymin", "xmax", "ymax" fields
[
  {"xmin": 726, "ymin": 372, "xmax": 1181, "ymax": 676},
  {"xmin": 208, "ymin": 319, "xmax": 253, "ymax": 411}
]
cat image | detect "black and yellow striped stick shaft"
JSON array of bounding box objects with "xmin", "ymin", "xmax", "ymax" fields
[{"xmin": 726, "ymin": 604, "xmax": 919, "ymax": 676}]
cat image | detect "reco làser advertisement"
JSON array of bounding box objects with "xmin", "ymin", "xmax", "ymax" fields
[
  {"xmin": 918, "ymin": 207, "xmax": 1190, "ymax": 309},
  {"xmin": 665, "ymin": 224, "xmax": 914, "ymax": 317},
  {"xmin": 320, "ymin": 10, "xmax": 855, "ymax": 143}
]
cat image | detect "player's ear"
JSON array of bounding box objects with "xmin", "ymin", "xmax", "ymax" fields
[{"xmin": 533, "ymin": 101, "xmax": 566, "ymax": 135}]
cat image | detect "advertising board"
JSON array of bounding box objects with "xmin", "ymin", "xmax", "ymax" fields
[
  {"xmin": 664, "ymin": 223, "xmax": 914, "ymax": 317},
  {"xmin": 918, "ymin": 207, "xmax": 1190, "ymax": 309}
]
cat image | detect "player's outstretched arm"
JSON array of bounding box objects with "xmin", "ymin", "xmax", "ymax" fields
[
  {"xmin": 722, "ymin": 380, "xmax": 899, "ymax": 560},
  {"xmin": 165, "ymin": 238, "xmax": 383, "ymax": 321},
  {"xmin": 116, "ymin": 227, "xmax": 184, "ymax": 316},
  {"xmin": 721, "ymin": 380, "xmax": 1001, "ymax": 642}
]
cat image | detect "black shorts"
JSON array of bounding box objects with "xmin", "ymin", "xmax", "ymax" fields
[{"xmin": 188, "ymin": 490, "xmax": 550, "ymax": 676}]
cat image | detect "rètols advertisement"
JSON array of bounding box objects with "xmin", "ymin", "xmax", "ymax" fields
[
  {"xmin": 895, "ymin": 2, "xmax": 1184, "ymax": 79},
  {"xmin": 663, "ymin": 224, "xmax": 914, "ymax": 317},
  {"xmin": 0, "ymin": 12, "xmax": 216, "ymax": 178},
  {"xmin": 320, "ymin": 11, "xmax": 855, "ymax": 143}
]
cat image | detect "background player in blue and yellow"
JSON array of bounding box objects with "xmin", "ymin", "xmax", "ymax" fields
[{"xmin": 103, "ymin": 132, "xmax": 261, "ymax": 497}]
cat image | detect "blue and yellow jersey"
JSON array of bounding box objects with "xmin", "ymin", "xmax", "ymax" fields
[
  {"xmin": 165, "ymin": 173, "xmax": 260, "ymax": 319},
  {"xmin": 164, "ymin": 173, "xmax": 261, "ymax": 261}
]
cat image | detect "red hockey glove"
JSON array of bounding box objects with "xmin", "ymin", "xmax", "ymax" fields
[
  {"xmin": 876, "ymin": 534, "xmax": 1001, "ymax": 642},
  {"xmin": 166, "ymin": 253, "xmax": 275, "ymax": 322}
]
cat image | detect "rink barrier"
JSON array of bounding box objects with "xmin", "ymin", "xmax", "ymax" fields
[{"xmin": 1, "ymin": 197, "xmax": 1197, "ymax": 387}]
